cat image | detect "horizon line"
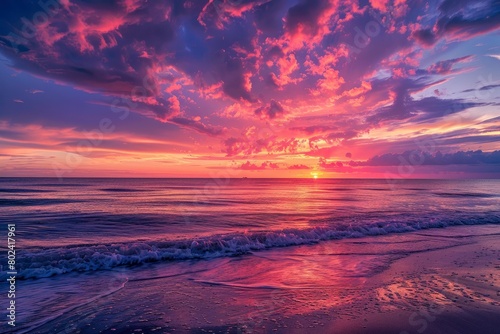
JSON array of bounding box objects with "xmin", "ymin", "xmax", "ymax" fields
[{"xmin": 1, "ymin": 176, "xmax": 500, "ymax": 180}]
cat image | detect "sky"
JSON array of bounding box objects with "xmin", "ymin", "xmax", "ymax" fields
[{"xmin": 0, "ymin": 0, "xmax": 499, "ymax": 178}]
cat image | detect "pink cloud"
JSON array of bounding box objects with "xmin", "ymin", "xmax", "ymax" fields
[
  {"xmin": 271, "ymin": 53, "xmax": 301, "ymax": 88},
  {"xmin": 312, "ymin": 69, "xmax": 345, "ymax": 95},
  {"xmin": 223, "ymin": 133, "xmax": 305, "ymax": 157},
  {"xmin": 319, "ymin": 158, "xmax": 355, "ymax": 172},
  {"xmin": 198, "ymin": 0, "xmax": 269, "ymax": 29},
  {"xmin": 369, "ymin": 0, "xmax": 390, "ymax": 12},
  {"xmin": 305, "ymin": 45, "xmax": 349, "ymax": 75},
  {"xmin": 282, "ymin": 0, "xmax": 339, "ymax": 51},
  {"xmin": 343, "ymin": 81, "xmax": 372, "ymax": 98},
  {"xmin": 238, "ymin": 161, "xmax": 280, "ymax": 170},
  {"xmin": 288, "ymin": 164, "xmax": 310, "ymax": 170}
]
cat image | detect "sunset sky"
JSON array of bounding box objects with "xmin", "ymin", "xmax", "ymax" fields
[{"xmin": 0, "ymin": 0, "xmax": 499, "ymax": 178}]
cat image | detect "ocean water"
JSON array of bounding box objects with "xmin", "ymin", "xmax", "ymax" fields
[
  {"xmin": 1, "ymin": 178, "xmax": 499, "ymax": 280},
  {"xmin": 1, "ymin": 178, "xmax": 500, "ymax": 332}
]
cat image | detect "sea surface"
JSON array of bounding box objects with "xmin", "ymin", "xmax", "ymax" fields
[{"xmin": 1, "ymin": 178, "xmax": 499, "ymax": 332}]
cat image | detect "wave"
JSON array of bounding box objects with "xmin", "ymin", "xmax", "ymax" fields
[
  {"xmin": 30, "ymin": 183, "xmax": 91, "ymax": 187},
  {"xmin": 0, "ymin": 188, "xmax": 54, "ymax": 193},
  {"xmin": 432, "ymin": 192, "xmax": 497, "ymax": 198},
  {"xmin": 100, "ymin": 188, "xmax": 146, "ymax": 192},
  {"xmin": 0, "ymin": 198, "xmax": 85, "ymax": 207},
  {"xmin": 11, "ymin": 213, "xmax": 500, "ymax": 280}
]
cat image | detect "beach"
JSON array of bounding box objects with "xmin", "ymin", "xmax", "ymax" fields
[{"xmin": 17, "ymin": 224, "xmax": 500, "ymax": 334}]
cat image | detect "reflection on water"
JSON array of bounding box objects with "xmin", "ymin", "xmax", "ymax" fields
[{"xmin": 0, "ymin": 178, "xmax": 498, "ymax": 248}]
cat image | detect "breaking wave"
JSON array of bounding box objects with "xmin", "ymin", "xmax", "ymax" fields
[{"xmin": 11, "ymin": 213, "xmax": 500, "ymax": 280}]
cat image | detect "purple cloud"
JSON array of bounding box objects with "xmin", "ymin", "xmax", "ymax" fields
[
  {"xmin": 238, "ymin": 161, "xmax": 280, "ymax": 170},
  {"xmin": 413, "ymin": 0, "xmax": 500, "ymax": 46},
  {"xmin": 360, "ymin": 150, "xmax": 500, "ymax": 166}
]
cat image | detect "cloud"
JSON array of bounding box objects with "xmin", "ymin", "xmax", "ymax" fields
[
  {"xmin": 222, "ymin": 134, "xmax": 303, "ymax": 157},
  {"xmin": 434, "ymin": 89, "xmax": 445, "ymax": 96},
  {"xmin": 305, "ymin": 146, "xmax": 339, "ymax": 159},
  {"xmin": 254, "ymin": 100, "xmax": 285, "ymax": 119},
  {"xmin": 0, "ymin": 121, "xmax": 190, "ymax": 157},
  {"xmin": 319, "ymin": 158, "xmax": 354, "ymax": 172},
  {"xmin": 461, "ymin": 83, "xmax": 500, "ymax": 93},
  {"xmin": 197, "ymin": 0, "xmax": 270, "ymax": 29},
  {"xmin": 360, "ymin": 150, "xmax": 500, "ymax": 166},
  {"xmin": 367, "ymin": 77, "xmax": 484, "ymax": 124},
  {"xmin": 0, "ymin": 0, "xmax": 257, "ymax": 127},
  {"xmin": 283, "ymin": 0, "xmax": 338, "ymax": 50},
  {"xmin": 369, "ymin": 0, "xmax": 390, "ymax": 12},
  {"xmin": 412, "ymin": 0, "xmax": 500, "ymax": 46},
  {"xmin": 288, "ymin": 164, "xmax": 310, "ymax": 170},
  {"xmin": 170, "ymin": 117, "xmax": 225, "ymax": 136},
  {"xmin": 0, "ymin": 0, "xmax": 498, "ymax": 178},
  {"xmin": 438, "ymin": 0, "xmax": 472, "ymax": 15},
  {"xmin": 289, "ymin": 125, "xmax": 333, "ymax": 135},
  {"xmin": 238, "ymin": 160, "xmax": 280, "ymax": 170},
  {"xmin": 487, "ymin": 54, "xmax": 500, "ymax": 61},
  {"xmin": 425, "ymin": 55, "xmax": 473, "ymax": 75},
  {"xmin": 313, "ymin": 69, "xmax": 345, "ymax": 94}
]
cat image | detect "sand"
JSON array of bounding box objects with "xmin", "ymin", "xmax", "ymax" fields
[{"xmin": 23, "ymin": 225, "xmax": 500, "ymax": 334}]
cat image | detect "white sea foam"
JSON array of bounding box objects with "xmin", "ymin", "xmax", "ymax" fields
[{"xmin": 12, "ymin": 214, "xmax": 500, "ymax": 280}]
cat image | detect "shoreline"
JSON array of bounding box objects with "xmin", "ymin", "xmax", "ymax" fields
[{"xmin": 19, "ymin": 224, "xmax": 500, "ymax": 333}]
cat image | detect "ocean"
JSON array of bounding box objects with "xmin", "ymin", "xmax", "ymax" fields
[{"xmin": 1, "ymin": 178, "xmax": 500, "ymax": 333}]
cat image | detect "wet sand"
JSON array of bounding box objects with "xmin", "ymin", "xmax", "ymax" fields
[{"xmin": 24, "ymin": 225, "xmax": 500, "ymax": 334}]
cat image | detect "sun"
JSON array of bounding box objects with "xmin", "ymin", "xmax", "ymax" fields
[{"xmin": 311, "ymin": 172, "xmax": 319, "ymax": 179}]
